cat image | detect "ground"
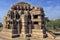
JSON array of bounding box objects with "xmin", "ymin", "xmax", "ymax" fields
[
  {"xmin": 0, "ymin": 36, "xmax": 60, "ymax": 40},
  {"xmin": 0, "ymin": 27, "xmax": 60, "ymax": 40}
]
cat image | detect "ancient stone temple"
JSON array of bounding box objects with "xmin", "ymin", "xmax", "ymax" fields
[{"xmin": 0, "ymin": 2, "xmax": 56, "ymax": 40}]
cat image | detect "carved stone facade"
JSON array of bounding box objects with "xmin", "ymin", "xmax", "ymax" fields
[{"xmin": 0, "ymin": 2, "xmax": 55, "ymax": 39}]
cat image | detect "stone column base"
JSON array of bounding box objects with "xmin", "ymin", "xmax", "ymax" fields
[
  {"xmin": 0, "ymin": 31, "xmax": 12, "ymax": 39},
  {"xmin": 20, "ymin": 33, "xmax": 26, "ymax": 38},
  {"xmin": 32, "ymin": 29, "xmax": 44, "ymax": 39}
]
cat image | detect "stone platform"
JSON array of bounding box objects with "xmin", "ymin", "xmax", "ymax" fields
[{"xmin": 0, "ymin": 36, "xmax": 60, "ymax": 40}]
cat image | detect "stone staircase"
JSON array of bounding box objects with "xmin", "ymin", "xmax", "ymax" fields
[{"xmin": 46, "ymin": 31, "xmax": 56, "ymax": 39}]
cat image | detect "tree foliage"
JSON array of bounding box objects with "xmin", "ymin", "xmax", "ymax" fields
[
  {"xmin": 45, "ymin": 18, "xmax": 60, "ymax": 31},
  {"xmin": 0, "ymin": 23, "xmax": 2, "ymax": 27}
]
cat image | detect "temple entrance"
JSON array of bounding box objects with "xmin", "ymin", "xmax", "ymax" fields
[
  {"xmin": 12, "ymin": 20, "xmax": 19, "ymax": 38},
  {"xmin": 13, "ymin": 20, "xmax": 18, "ymax": 35},
  {"xmin": 13, "ymin": 25, "xmax": 18, "ymax": 34}
]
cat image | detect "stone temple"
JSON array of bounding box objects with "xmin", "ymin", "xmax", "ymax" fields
[{"xmin": 0, "ymin": 2, "xmax": 56, "ymax": 40}]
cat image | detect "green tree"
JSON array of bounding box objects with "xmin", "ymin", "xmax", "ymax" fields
[
  {"xmin": 46, "ymin": 20, "xmax": 56, "ymax": 30},
  {"xmin": 55, "ymin": 19, "xmax": 60, "ymax": 31},
  {"xmin": 45, "ymin": 18, "xmax": 60, "ymax": 31},
  {"xmin": 0, "ymin": 23, "xmax": 2, "ymax": 27}
]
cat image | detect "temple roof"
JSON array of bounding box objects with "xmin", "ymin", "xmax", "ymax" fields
[
  {"xmin": 15, "ymin": 2, "xmax": 30, "ymax": 6},
  {"xmin": 11, "ymin": 2, "xmax": 31, "ymax": 10},
  {"xmin": 16, "ymin": 2, "xmax": 28, "ymax": 4},
  {"xmin": 11, "ymin": 2, "xmax": 44, "ymax": 12}
]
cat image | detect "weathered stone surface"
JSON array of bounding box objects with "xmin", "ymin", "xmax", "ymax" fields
[{"xmin": 0, "ymin": 2, "xmax": 56, "ymax": 40}]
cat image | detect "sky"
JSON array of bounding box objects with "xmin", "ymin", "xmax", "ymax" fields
[{"xmin": 0, "ymin": 0, "xmax": 60, "ymax": 22}]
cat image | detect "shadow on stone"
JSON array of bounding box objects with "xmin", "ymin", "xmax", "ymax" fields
[{"xmin": 12, "ymin": 35, "xmax": 20, "ymax": 38}]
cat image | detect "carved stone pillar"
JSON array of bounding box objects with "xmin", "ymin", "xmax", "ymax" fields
[{"xmin": 20, "ymin": 14, "xmax": 26, "ymax": 38}]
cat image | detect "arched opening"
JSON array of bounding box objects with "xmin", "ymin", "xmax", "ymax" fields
[
  {"xmin": 12, "ymin": 20, "xmax": 18, "ymax": 34},
  {"xmin": 16, "ymin": 13, "xmax": 20, "ymax": 19},
  {"xmin": 10, "ymin": 12, "xmax": 14, "ymax": 19}
]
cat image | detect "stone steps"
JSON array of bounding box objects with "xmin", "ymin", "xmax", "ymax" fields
[{"xmin": 46, "ymin": 31, "xmax": 56, "ymax": 39}]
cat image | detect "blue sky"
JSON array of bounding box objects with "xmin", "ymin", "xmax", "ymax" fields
[{"xmin": 0, "ymin": 0, "xmax": 60, "ymax": 22}]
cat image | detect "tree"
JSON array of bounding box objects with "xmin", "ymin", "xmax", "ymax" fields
[
  {"xmin": 55, "ymin": 19, "xmax": 60, "ymax": 31},
  {"xmin": 45, "ymin": 18, "xmax": 60, "ymax": 31},
  {"xmin": 0, "ymin": 23, "xmax": 2, "ymax": 27}
]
